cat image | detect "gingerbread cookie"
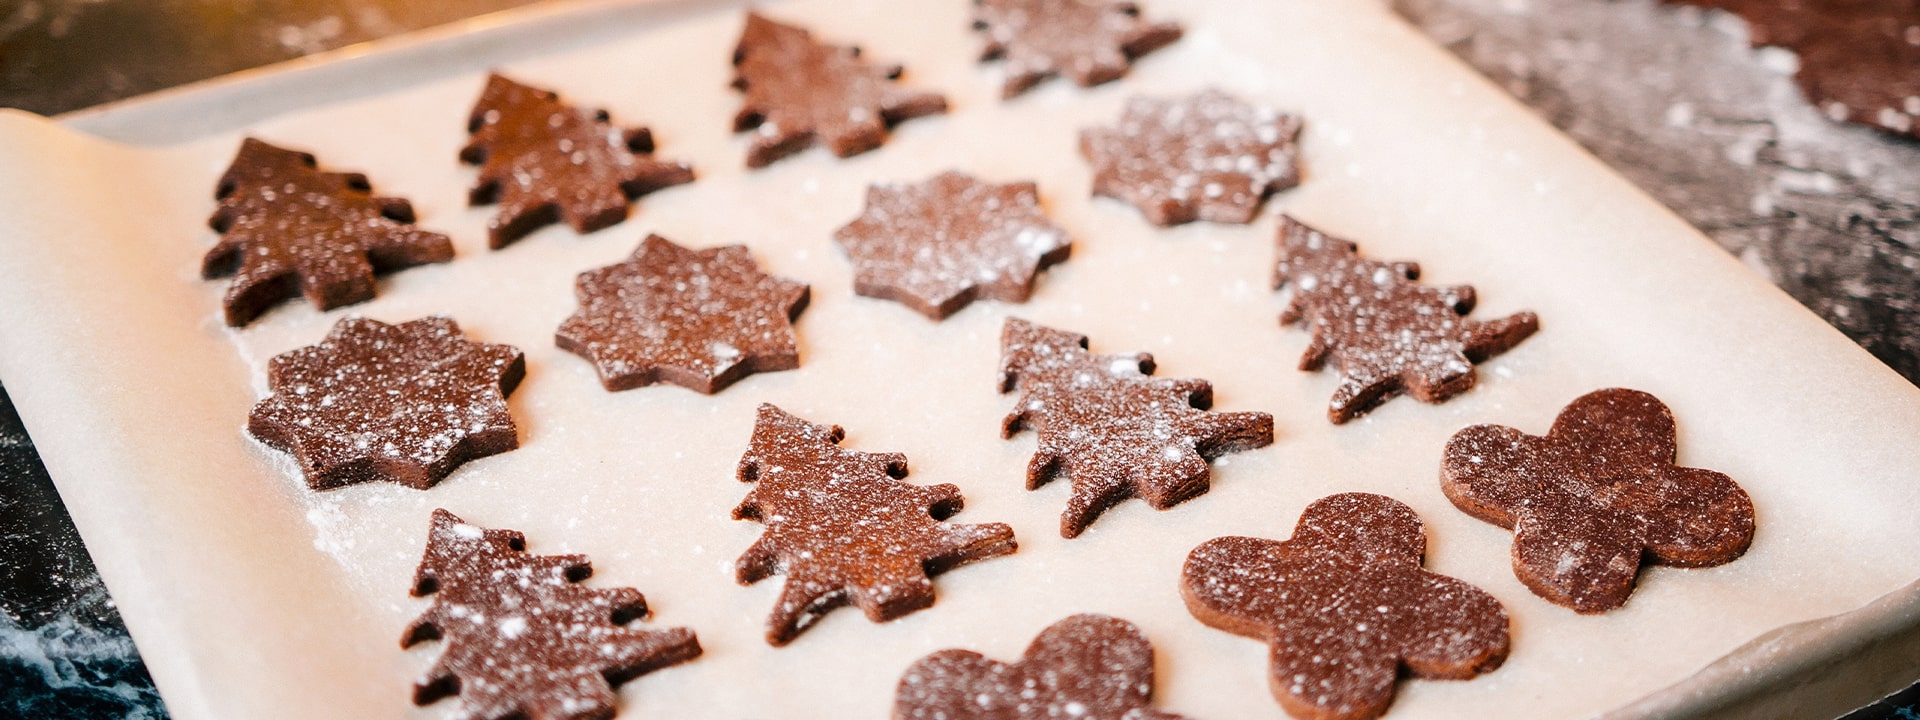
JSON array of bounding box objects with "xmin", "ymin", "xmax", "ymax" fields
[
  {"xmin": 974, "ymin": 0, "xmax": 1183, "ymax": 98},
  {"xmin": 733, "ymin": 404, "xmax": 1017, "ymax": 646},
  {"xmin": 731, "ymin": 13, "xmax": 949, "ymax": 167},
  {"xmin": 205, "ymin": 138, "xmax": 453, "ymax": 326},
  {"xmin": 556, "ymin": 234, "xmax": 809, "ymax": 394},
  {"xmin": 1000, "ymin": 318, "xmax": 1274, "ymax": 538},
  {"xmin": 1273, "ymin": 216, "xmax": 1538, "ymax": 424},
  {"xmin": 834, "ymin": 171, "xmax": 1071, "ymax": 320},
  {"xmin": 1441, "ymin": 388, "xmax": 1756, "ymax": 613},
  {"xmin": 462, "ymin": 73, "xmax": 694, "ymax": 248},
  {"xmin": 248, "ymin": 317, "xmax": 524, "ymax": 490},
  {"xmin": 894, "ymin": 613, "xmax": 1189, "ymax": 720},
  {"xmin": 402, "ymin": 509, "xmax": 701, "ymax": 720},
  {"xmin": 1182, "ymin": 493, "xmax": 1510, "ymax": 720},
  {"xmin": 1080, "ymin": 89, "xmax": 1302, "ymax": 226}
]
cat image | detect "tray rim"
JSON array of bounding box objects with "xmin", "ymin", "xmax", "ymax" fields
[
  {"xmin": 20, "ymin": 0, "xmax": 1920, "ymax": 717},
  {"xmin": 57, "ymin": 0, "xmax": 736, "ymax": 145}
]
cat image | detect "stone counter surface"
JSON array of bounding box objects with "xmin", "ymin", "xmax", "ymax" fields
[{"xmin": 0, "ymin": 0, "xmax": 1916, "ymax": 717}]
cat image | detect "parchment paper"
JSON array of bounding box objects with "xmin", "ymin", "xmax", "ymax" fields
[{"xmin": 2, "ymin": 0, "xmax": 1919, "ymax": 718}]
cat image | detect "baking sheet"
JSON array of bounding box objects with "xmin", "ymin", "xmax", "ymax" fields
[{"xmin": 4, "ymin": 0, "xmax": 1920, "ymax": 718}]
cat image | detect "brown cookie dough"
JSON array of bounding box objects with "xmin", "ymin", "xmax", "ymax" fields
[
  {"xmin": 1441, "ymin": 388, "xmax": 1756, "ymax": 613},
  {"xmin": 733, "ymin": 404, "xmax": 1017, "ymax": 646},
  {"xmin": 556, "ymin": 234, "xmax": 810, "ymax": 394},
  {"xmin": 834, "ymin": 171, "xmax": 1071, "ymax": 320},
  {"xmin": 1182, "ymin": 493, "xmax": 1510, "ymax": 720},
  {"xmin": 1668, "ymin": 0, "xmax": 1920, "ymax": 139},
  {"xmin": 1273, "ymin": 216, "xmax": 1539, "ymax": 424},
  {"xmin": 462, "ymin": 73, "xmax": 694, "ymax": 248},
  {"xmin": 894, "ymin": 613, "xmax": 1189, "ymax": 720},
  {"xmin": 1000, "ymin": 318, "xmax": 1274, "ymax": 538},
  {"xmin": 401, "ymin": 509, "xmax": 702, "ymax": 720},
  {"xmin": 974, "ymin": 0, "xmax": 1183, "ymax": 98},
  {"xmin": 731, "ymin": 12, "xmax": 950, "ymax": 167},
  {"xmin": 248, "ymin": 316, "xmax": 524, "ymax": 490},
  {"xmin": 1080, "ymin": 89, "xmax": 1302, "ymax": 226},
  {"xmin": 205, "ymin": 138, "xmax": 453, "ymax": 327}
]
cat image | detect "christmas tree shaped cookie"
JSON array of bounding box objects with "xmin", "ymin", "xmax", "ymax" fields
[
  {"xmin": 974, "ymin": 0, "xmax": 1183, "ymax": 98},
  {"xmin": 402, "ymin": 509, "xmax": 701, "ymax": 720},
  {"xmin": 462, "ymin": 74, "xmax": 694, "ymax": 248},
  {"xmin": 205, "ymin": 138, "xmax": 452, "ymax": 326},
  {"xmin": 733, "ymin": 404, "xmax": 1016, "ymax": 646},
  {"xmin": 999, "ymin": 318, "xmax": 1274, "ymax": 538},
  {"xmin": 731, "ymin": 13, "xmax": 948, "ymax": 167},
  {"xmin": 1274, "ymin": 216, "xmax": 1538, "ymax": 424}
]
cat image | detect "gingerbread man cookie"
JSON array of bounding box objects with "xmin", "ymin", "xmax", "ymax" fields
[{"xmin": 1441, "ymin": 388, "xmax": 1756, "ymax": 613}]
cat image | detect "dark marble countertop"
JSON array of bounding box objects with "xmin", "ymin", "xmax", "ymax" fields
[{"xmin": 1, "ymin": 0, "xmax": 1916, "ymax": 717}]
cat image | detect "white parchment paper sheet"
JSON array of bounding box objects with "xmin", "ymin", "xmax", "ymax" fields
[{"xmin": 2, "ymin": 0, "xmax": 1919, "ymax": 718}]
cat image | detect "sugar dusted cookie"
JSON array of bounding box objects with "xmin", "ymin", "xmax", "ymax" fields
[
  {"xmin": 834, "ymin": 171, "xmax": 1071, "ymax": 320},
  {"xmin": 1442, "ymin": 388, "xmax": 1756, "ymax": 613},
  {"xmin": 462, "ymin": 73, "xmax": 694, "ymax": 248},
  {"xmin": 205, "ymin": 138, "xmax": 453, "ymax": 326},
  {"xmin": 1273, "ymin": 216, "xmax": 1538, "ymax": 424},
  {"xmin": 1080, "ymin": 89, "xmax": 1302, "ymax": 226},
  {"xmin": 1182, "ymin": 493, "xmax": 1510, "ymax": 720},
  {"xmin": 556, "ymin": 234, "xmax": 809, "ymax": 394},
  {"xmin": 401, "ymin": 509, "xmax": 701, "ymax": 720},
  {"xmin": 733, "ymin": 404, "xmax": 1017, "ymax": 646},
  {"xmin": 248, "ymin": 316, "xmax": 523, "ymax": 490},
  {"xmin": 894, "ymin": 614, "xmax": 1189, "ymax": 720},
  {"xmin": 999, "ymin": 318, "xmax": 1274, "ymax": 538},
  {"xmin": 731, "ymin": 13, "xmax": 949, "ymax": 168},
  {"xmin": 974, "ymin": 0, "xmax": 1183, "ymax": 98}
]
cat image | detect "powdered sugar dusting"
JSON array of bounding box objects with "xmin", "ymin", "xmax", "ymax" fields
[
  {"xmin": 1273, "ymin": 217, "xmax": 1538, "ymax": 423},
  {"xmin": 402, "ymin": 509, "xmax": 700, "ymax": 718},
  {"xmin": 834, "ymin": 171, "xmax": 1072, "ymax": 320},
  {"xmin": 247, "ymin": 316, "xmax": 524, "ymax": 490},
  {"xmin": 205, "ymin": 139, "xmax": 452, "ymax": 326},
  {"xmin": 999, "ymin": 318, "xmax": 1273, "ymax": 538},
  {"xmin": 1181, "ymin": 493, "xmax": 1509, "ymax": 718},
  {"xmin": 1081, "ymin": 89, "xmax": 1303, "ymax": 226},
  {"xmin": 1441, "ymin": 389, "xmax": 1756, "ymax": 612},
  {"xmin": 732, "ymin": 405, "xmax": 1017, "ymax": 646},
  {"xmin": 463, "ymin": 74, "xmax": 693, "ymax": 247},
  {"xmin": 731, "ymin": 13, "xmax": 948, "ymax": 167},
  {"xmin": 894, "ymin": 614, "xmax": 1188, "ymax": 719},
  {"xmin": 973, "ymin": 0, "xmax": 1183, "ymax": 98},
  {"xmin": 462, "ymin": 74, "xmax": 691, "ymax": 247},
  {"xmin": 556, "ymin": 234, "xmax": 809, "ymax": 394}
]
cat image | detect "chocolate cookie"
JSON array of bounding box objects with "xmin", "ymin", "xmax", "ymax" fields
[
  {"xmin": 205, "ymin": 138, "xmax": 453, "ymax": 326},
  {"xmin": 248, "ymin": 316, "xmax": 524, "ymax": 490},
  {"xmin": 894, "ymin": 614, "xmax": 1189, "ymax": 720},
  {"xmin": 1182, "ymin": 493, "xmax": 1510, "ymax": 720},
  {"xmin": 1000, "ymin": 318, "xmax": 1274, "ymax": 538},
  {"xmin": 402, "ymin": 509, "xmax": 701, "ymax": 720},
  {"xmin": 731, "ymin": 13, "xmax": 950, "ymax": 167},
  {"xmin": 834, "ymin": 171, "xmax": 1071, "ymax": 320},
  {"xmin": 734, "ymin": 404, "xmax": 1017, "ymax": 646},
  {"xmin": 1273, "ymin": 216, "xmax": 1538, "ymax": 424},
  {"xmin": 462, "ymin": 73, "xmax": 694, "ymax": 248},
  {"xmin": 1080, "ymin": 89, "xmax": 1302, "ymax": 226},
  {"xmin": 556, "ymin": 234, "xmax": 810, "ymax": 394},
  {"xmin": 974, "ymin": 0, "xmax": 1183, "ymax": 98},
  {"xmin": 1441, "ymin": 388, "xmax": 1756, "ymax": 613},
  {"xmin": 1668, "ymin": 0, "xmax": 1920, "ymax": 139}
]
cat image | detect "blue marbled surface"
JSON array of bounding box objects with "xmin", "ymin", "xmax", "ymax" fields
[
  {"xmin": 0, "ymin": 613, "xmax": 166, "ymax": 720},
  {"xmin": 0, "ymin": 385, "xmax": 167, "ymax": 720}
]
